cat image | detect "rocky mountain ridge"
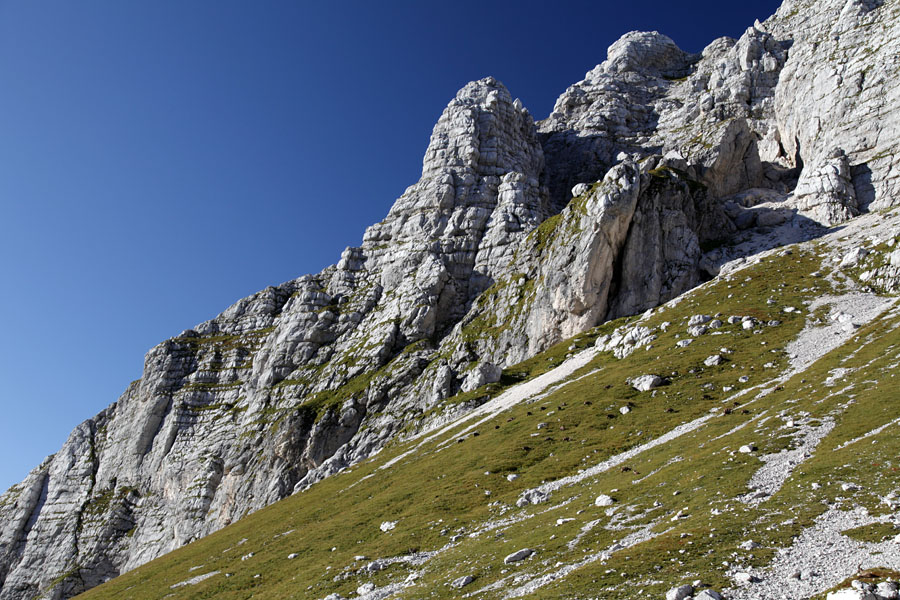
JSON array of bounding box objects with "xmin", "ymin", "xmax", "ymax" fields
[
  {"xmin": 2, "ymin": 0, "xmax": 899, "ymax": 598},
  {"xmin": 74, "ymin": 203, "xmax": 900, "ymax": 600}
]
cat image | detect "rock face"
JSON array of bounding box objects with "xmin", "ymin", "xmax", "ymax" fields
[
  {"xmin": 2, "ymin": 0, "xmax": 900, "ymax": 598},
  {"xmin": 0, "ymin": 76, "xmax": 550, "ymax": 600}
]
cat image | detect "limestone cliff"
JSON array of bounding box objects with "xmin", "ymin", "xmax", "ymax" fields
[{"xmin": 1, "ymin": 0, "xmax": 899, "ymax": 598}]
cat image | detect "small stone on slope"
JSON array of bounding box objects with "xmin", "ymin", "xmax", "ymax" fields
[
  {"xmin": 631, "ymin": 374, "xmax": 666, "ymax": 391},
  {"xmin": 379, "ymin": 521, "xmax": 396, "ymax": 532},
  {"xmin": 450, "ymin": 575, "xmax": 474, "ymax": 589},
  {"xmin": 594, "ymin": 494, "xmax": 615, "ymax": 507},
  {"xmin": 504, "ymin": 548, "xmax": 534, "ymax": 564},
  {"xmin": 704, "ymin": 354, "xmax": 723, "ymax": 367},
  {"xmin": 665, "ymin": 584, "xmax": 693, "ymax": 600}
]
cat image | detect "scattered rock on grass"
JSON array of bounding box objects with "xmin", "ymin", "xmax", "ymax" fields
[
  {"xmin": 170, "ymin": 572, "xmax": 221, "ymax": 589},
  {"xmin": 665, "ymin": 584, "xmax": 693, "ymax": 600},
  {"xmin": 366, "ymin": 559, "xmax": 387, "ymax": 573},
  {"xmin": 379, "ymin": 521, "xmax": 397, "ymax": 532},
  {"xmin": 840, "ymin": 247, "xmax": 869, "ymax": 267},
  {"xmin": 705, "ymin": 355, "xmax": 723, "ymax": 367},
  {"xmin": 594, "ymin": 494, "xmax": 615, "ymax": 507},
  {"xmin": 504, "ymin": 548, "xmax": 534, "ymax": 564},
  {"xmin": 450, "ymin": 575, "xmax": 474, "ymax": 589},
  {"xmin": 516, "ymin": 489, "xmax": 549, "ymax": 507},
  {"xmin": 630, "ymin": 374, "xmax": 666, "ymax": 391},
  {"xmin": 688, "ymin": 325, "xmax": 709, "ymax": 336}
]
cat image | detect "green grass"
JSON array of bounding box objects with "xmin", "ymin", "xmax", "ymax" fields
[
  {"xmin": 842, "ymin": 523, "xmax": 898, "ymax": 543},
  {"xmin": 815, "ymin": 569, "xmax": 900, "ymax": 600},
  {"xmin": 73, "ymin": 244, "xmax": 900, "ymax": 600}
]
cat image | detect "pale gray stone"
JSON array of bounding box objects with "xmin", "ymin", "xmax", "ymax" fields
[
  {"xmin": 734, "ymin": 572, "xmax": 756, "ymax": 584},
  {"xmin": 876, "ymin": 581, "xmax": 899, "ymax": 599},
  {"xmin": 516, "ymin": 489, "xmax": 549, "ymax": 507},
  {"xmin": 666, "ymin": 584, "xmax": 694, "ymax": 600},
  {"xmin": 503, "ymin": 548, "xmax": 534, "ymax": 564},
  {"xmin": 631, "ymin": 375, "xmax": 666, "ymax": 391},
  {"xmin": 461, "ymin": 362, "xmax": 502, "ymax": 393},
  {"xmin": 705, "ymin": 355, "xmax": 724, "ymax": 367},
  {"xmin": 571, "ymin": 183, "xmax": 591, "ymax": 197},
  {"xmin": 841, "ymin": 247, "xmax": 870, "ymax": 267},
  {"xmin": 594, "ymin": 494, "xmax": 615, "ymax": 507}
]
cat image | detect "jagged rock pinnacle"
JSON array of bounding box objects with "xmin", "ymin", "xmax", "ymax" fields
[{"xmin": 3, "ymin": 0, "xmax": 900, "ymax": 598}]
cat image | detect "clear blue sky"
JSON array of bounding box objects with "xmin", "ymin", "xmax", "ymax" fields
[{"xmin": 0, "ymin": 0, "xmax": 783, "ymax": 493}]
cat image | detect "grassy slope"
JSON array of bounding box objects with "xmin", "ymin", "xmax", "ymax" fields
[{"xmin": 74, "ymin": 240, "xmax": 900, "ymax": 600}]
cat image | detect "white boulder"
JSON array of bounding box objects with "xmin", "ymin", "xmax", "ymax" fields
[
  {"xmin": 503, "ymin": 548, "xmax": 534, "ymax": 564},
  {"xmin": 705, "ymin": 355, "xmax": 723, "ymax": 367},
  {"xmin": 665, "ymin": 584, "xmax": 694, "ymax": 600},
  {"xmin": 594, "ymin": 494, "xmax": 615, "ymax": 507},
  {"xmin": 379, "ymin": 521, "xmax": 397, "ymax": 532},
  {"xmin": 631, "ymin": 374, "xmax": 666, "ymax": 391}
]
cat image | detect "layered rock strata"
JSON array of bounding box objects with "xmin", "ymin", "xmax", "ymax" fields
[{"xmin": 2, "ymin": 0, "xmax": 900, "ymax": 598}]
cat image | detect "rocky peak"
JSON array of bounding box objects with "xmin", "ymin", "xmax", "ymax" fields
[
  {"xmin": 352, "ymin": 77, "xmax": 549, "ymax": 323},
  {"xmin": 421, "ymin": 76, "xmax": 542, "ymax": 179},
  {"xmin": 4, "ymin": 1, "xmax": 900, "ymax": 599},
  {"xmin": 596, "ymin": 30, "xmax": 693, "ymax": 78},
  {"xmin": 363, "ymin": 77, "xmax": 546, "ymax": 250}
]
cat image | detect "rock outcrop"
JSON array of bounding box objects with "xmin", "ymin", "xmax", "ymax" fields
[
  {"xmin": 0, "ymin": 76, "xmax": 551, "ymax": 600},
  {"xmin": 2, "ymin": 0, "xmax": 900, "ymax": 598}
]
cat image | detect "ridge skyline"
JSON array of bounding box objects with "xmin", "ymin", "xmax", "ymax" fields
[{"xmin": 0, "ymin": 1, "xmax": 781, "ymax": 494}]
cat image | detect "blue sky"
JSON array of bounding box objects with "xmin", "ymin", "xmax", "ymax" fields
[{"xmin": 0, "ymin": 0, "xmax": 783, "ymax": 493}]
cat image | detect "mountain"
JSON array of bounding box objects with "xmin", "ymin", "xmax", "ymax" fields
[{"xmin": 2, "ymin": 0, "xmax": 899, "ymax": 598}]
